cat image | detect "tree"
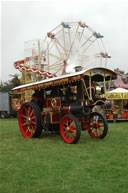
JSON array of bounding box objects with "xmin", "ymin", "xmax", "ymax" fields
[
  {"xmin": 0, "ymin": 74, "xmax": 20, "ymax": 92},
  {"xmin": 9, "ymin": 74, "xmax": 20, "ymax": 87}
]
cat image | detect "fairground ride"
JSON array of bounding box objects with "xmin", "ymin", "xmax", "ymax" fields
[{"xmin": 14, "ymin": 21, "xmax": 111, "ymax": 102}]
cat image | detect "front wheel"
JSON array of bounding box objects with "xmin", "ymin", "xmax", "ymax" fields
[
  {"xmin": 88, "ymin": 112, "xmax": 108, "ymax": 139},
  {"xmin": 18, "ymin": 102, "xmax": 43, "ymax": 138},
  {"xmin": 60, "ymin": 114, "xmax": 81, "ymax": 144}
]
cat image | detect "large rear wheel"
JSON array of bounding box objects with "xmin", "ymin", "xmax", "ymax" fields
[
  {"xmin": 88, "ymin": 112, "xmax": 108, "ymax": 139},
  {"xmin": 60, "ymin": 114, "xmax": 81, "ymax": 144},
  {"xmin": 18, "ymin": 102, "xmax": 42, "ymax": 138}
]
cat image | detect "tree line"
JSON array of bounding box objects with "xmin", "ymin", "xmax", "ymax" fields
[{"xmin": 0, "ymin": 74, "xmax": 20, "ymax": 92}]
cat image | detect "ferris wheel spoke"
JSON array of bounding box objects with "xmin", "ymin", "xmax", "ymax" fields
[
  {"xmin": 75, "ymin": 23, "xmax": 80, "ymax": 36},
  {"xmin": 52, "ymin": 39, "xmax": 65, "ymax": 60},
  {"xmin": 49, "ymin": 63, "xmax": 64, "ymax": 70},
  {"xmin": 101, "ymin": 39, "xmax": 106, "ymax": 52},
  {"xmin": 50, "ymin": 67, "xmax": 63, "ymax": 71},
  {"xmin": 69, "ymin": 41, "xmax": 74, "ymax": 54},
  {"xmin": 50, "ymin": 24, "xmax": 61, "ymax": 33},
  {"xmin": 81, "ymin": 34, "xmax": 94, "ymax": 48},
  {"xmin": 79, "ymin": 28, "xmax": 85, "ymax": 42},
  {"xmin": 51, "ymin": 59, "xmax": 64, "ymax": 66},
  {"xmin": 56, "ymin": 38, "xmax": 66, "ymax": 55},
  {"xmin": 49, "ymin": 67, "xmax": 62, "ymax": 71},
  {"xmin": 67, "ymin": 23, "xmax": 80, "ymax": 58},
  {"xmin": 68, "ymin": 28, "xmax": 72, "ymax": 51},
  {"xmin": 54, "ymin": 65, "xmax": 63, "ymax": 75},
  {"xmin": 96, "ymin": 40, "xmax": 101, "ymax": 52},
  {"xmin": 54, "ymin": 28, "xmax": 63, "ymax": 36},
  {"xmin": 81, "ymin": 56, "xmax": 95, "ymax": 63},
  {"xmin": 50, "ymin": 62, "xmax": 64, "ymax": 68},
  {"xmin": 62, "ymin": 26, "xmax": 67, "ymax": 58},
  {"xmin": 81, "ymin": 53, "xmax": 99, "ymax": 62},
  {"xmin": 83, "ymin": 38, "xmax": 97, "ymax": 53},
  {"xmin": 81, "ymin": 55, "xmax": 90, "ymax": 60},
  {"xmin": 49, "ymin": 53, "xmax": 63, "ymax": 60},
  {"xmin": 67, "ymin": 37, "xmax": 76, "ymax": 61}
]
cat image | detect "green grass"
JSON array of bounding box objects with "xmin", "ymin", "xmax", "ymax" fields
[{"xmin": 0, "ymin": 118, "xmax": 128, "ymax": 193}]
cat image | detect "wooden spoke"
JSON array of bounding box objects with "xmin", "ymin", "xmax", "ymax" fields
[
  {"xmin": 52, "ymin": 39, "xmax": 65, "ymax": 59},
  {"xmin": 60, "ymin": 114, "xmax": 81, "ymax": 144},
  {"xmin": 56, "ymin": 38, "xmax": 66, "ymax": 53},
  {"xmin": 81, "ymin": 34, "xmax": 94, "ymax": 48},
  {"xmin": 83, "ymin": 38, "xmax": 97, "ymax": 53},
  {"xmin": 62, "ymin": 26, "xmax": 67, "ymax": 57},
  {"xmin": 49, "ymin": 53, "xmax": 62, "ymax": 60},
  {"xmin": 68, "ymin": 28, "xmax": 72, "ymax": 51},
  {"xmin": 79, "ymin": 28, "xmax": 84, "ymax": 42}
]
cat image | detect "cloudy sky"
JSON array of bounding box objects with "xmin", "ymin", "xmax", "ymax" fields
[{"xmin": 1, "ymin": 0, "xmax": 128, "ymax": 82}]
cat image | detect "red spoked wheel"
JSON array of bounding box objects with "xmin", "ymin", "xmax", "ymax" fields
[
  {"xmin": 18, "ymin": 102, "xmax": 42, "ymax": 138},
  {"xmin": 88, "ymin": 112, "xmax": 108, "ymax": 139},
  {"xmin": 60, "ymin": 114, "xmax": 81, "ymax": 144}
]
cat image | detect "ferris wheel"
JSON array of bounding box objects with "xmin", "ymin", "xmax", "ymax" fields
[{"xmin": 43, "ymin": 21, "xmax": 111, "ymax": 77}]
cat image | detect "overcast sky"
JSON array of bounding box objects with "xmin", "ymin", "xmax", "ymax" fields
[{"xmin": 1, "ymin": 0, "xmax": 128, "ymax": 82}]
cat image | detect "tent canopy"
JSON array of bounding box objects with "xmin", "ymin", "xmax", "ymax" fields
[
  {"xmin": 106, "ymin": 88, "xmax": 128, "ymax": 99},
  {"xmin": 108, "ymin": 88, "xmax": 128, "ymax": 94}
]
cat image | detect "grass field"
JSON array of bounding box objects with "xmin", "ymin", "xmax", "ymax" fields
[{"xmin": 0, "ymin": 118, "xmax": 128, "ymax": 193}]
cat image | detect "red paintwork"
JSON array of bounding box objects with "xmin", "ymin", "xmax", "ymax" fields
[
  {"xmin": 14, "ymin": 60, "xmax": 56, "ymax": 79},
  {"xmin": 19, "ymin": 103, "xmax": 36, "ymax": 138},
  {"xmin": 88, "ymin": 115, "xmax": 104, "ymax": 138},
  {"xmin": 43, "ymin": 97, "xmax": 61, "ymax": 108},
  {"xmin": 62, "ymin": 106, "xmax": 70, "ymax": 115},
  {"xmin": 60, "ymin": 115, "xmax": 77, "ymax": 143},
  {"xmin": 124, "ymin": 112, "xmax": 128, "ymax": 118},
  {"xmin": 51, "ymin": 112, "xmax": 61, "ymax": 123}
]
